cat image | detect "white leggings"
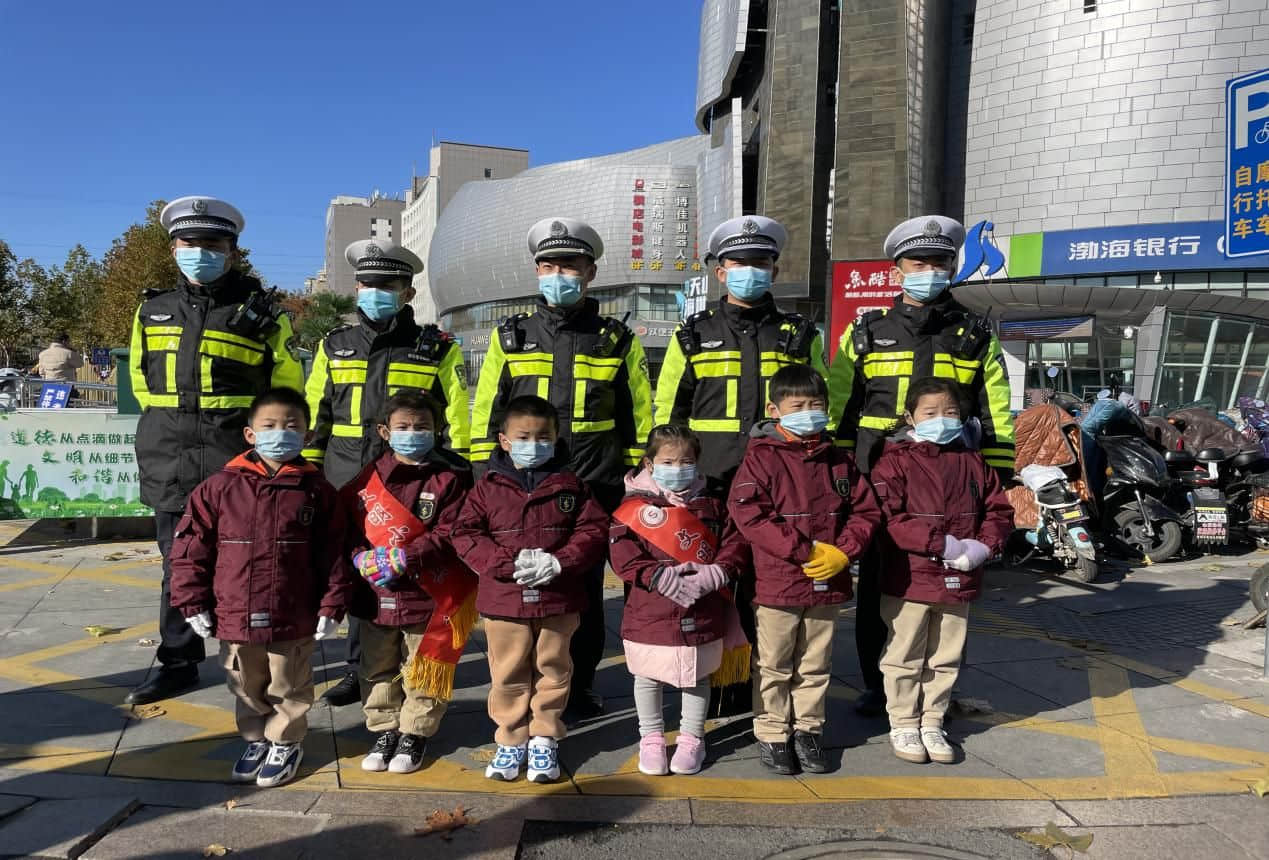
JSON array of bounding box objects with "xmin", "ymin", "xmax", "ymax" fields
[{"xmin": 633, "ymin": 675, "xmax": 710, "ymax": 738}]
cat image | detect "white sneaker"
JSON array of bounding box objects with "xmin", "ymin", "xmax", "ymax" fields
[
  {"xmin": 889, "ymin": 728, "xmax": 928, "ymax": 764},
  {"xmin": 361, "ymin": 730, "xmax": 397, "ymax": 772},
  {"xmin": 921, "ymin": 727, "xmax": 956, "ymax": 764},
  {"xmin": 526, "ymin": 735, "xmax": 560, "ymax": 783},
  {"xmin": 484, "ymin": 743, "xmax": 527, "ymax": 781},
  {"xmin": 255, "ymin": 742, "xmax": 303, "ymax": 788}
]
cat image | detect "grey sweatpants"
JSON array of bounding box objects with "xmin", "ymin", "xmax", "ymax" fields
[{"xmin": 633, "ymin": 675, "xmax": 710, "ymax": 739}]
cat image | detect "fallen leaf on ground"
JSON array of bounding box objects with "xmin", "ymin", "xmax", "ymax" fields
[
  {"xmin": 469, "ymin": 748, "xmax": 495, "ymax": 763},
  {"xmin": 136, "ymin": 638, "xmax": 157, "ymax": 646},
  {"xmin": 225, "ymin": 798, "xmax": 239, "ymax": 810},
  {"xmin": 133, "ymin": 548, "xmax": 149, "ymax": 554},
  {"xmin": 131, "ymin": 704, "xmax": 165, "ymax": 719},
  {"xmin": 415, "ymin": 805, "xmax": 473, "ymax": 838},
  {"xmin": 1222, "ymin": 616, "xmax": 1243, "ymax": 626},
  {"xmin": 1016, "ymin": 821, "xmax": 1094, "ymax": 854},
  {"xmin": 103, "ymin": 552, "xmax": 131, "ymax": 561},
  {"xmin": 1252, "ymin": 776, "xmax": 1269, "ymax": 798},
  {"xmin": 951, "ymin": 696, "xmax": 995, "ymax": 715},
  {"xmin": 202, "ymin": 845, "xmax": 229, "ymax": 857},
  {"xmin": 1202, "ymin": 564, "xmax": 1225, "ymax": 572},
  {"xmin": 83, "ymin": 625, "xmax": 122, "ymax": 637}
]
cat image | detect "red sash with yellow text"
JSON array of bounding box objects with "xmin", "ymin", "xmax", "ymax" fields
[
  {"xmin": 353, "ymin": 469, "xmax": 477, "ymax": 701},
  {"xmin": 613, "ymin": 499, "xmax": 750, "ymax": 686}
]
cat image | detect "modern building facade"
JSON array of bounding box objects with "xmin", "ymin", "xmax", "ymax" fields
[
  {"xmin": 403, "ymin": 142, "xmax": 529, "ymax": 324},
  {"xmin": 957, "ymin": 0, "xmax": 1269, "ymax": 410},
  {"xmin": 319, "ymin": 194, "xmax": 406, "ymax": 297}
]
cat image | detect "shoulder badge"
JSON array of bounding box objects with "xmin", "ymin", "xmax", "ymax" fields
[
  {"xmin": 454, "ymin": 360, "xmax": 468, "ymax": 389},
  {"xmin": 148, "ymin": 313, "xmax": 173, "ymax": 322},
  {"xmin": 700, "ymin": 339, "xmax": 724, "ymax": 349},
  {"xmin": 415, "ymin": 494, "xmax": 436, "ymax": 521},
  {"xmin": 874, "ymin": 338, "xmax": 897, "ymax": 347},
  {"xmin": 285, "ymin": 336, "xmax": 301, "ymax": 362},
  {"xmin": 298, "ymin": 505, "xmax": 314, "ymax": 526},
  {"xmin": 331, "ymin": 348, "xmax": 356, "ymax": 357}
]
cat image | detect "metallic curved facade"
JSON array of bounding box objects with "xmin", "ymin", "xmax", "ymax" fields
[
  {"xmin": 695, "ymin": 0, "xmax": 749, "ymax": 131},
  {"xmin": 427, "ymin": 136, "xmax": 709, "ymax": 318},
  {"xmin": 963, "ymin": 0, "xmax": 1269, "ymax": 235}
]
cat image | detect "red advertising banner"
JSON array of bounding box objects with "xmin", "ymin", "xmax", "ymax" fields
[{"xmin": 829, "ymin": 261, "xmax": 902, "ymax": 360}]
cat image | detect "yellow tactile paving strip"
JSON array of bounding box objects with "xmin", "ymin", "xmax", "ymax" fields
[{"xmin": 1, "ymin": 537, "xmax": 1267, "ymax": 802}]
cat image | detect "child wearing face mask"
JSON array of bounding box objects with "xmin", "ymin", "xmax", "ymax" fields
[
  {"xmin": 869, "ymin": 377, "xmax": 1013, "ymax": 766},
  {"xmin": 447, "ymin": 395, "xmax": 609, "ymax": 784},
  {"xmin": 609, "ymin": 425, "xmax": 752, "ymax": 776},
  {"xmin": 168, "ymin": 387, "xmax": 355, "ymax": 788},
  {"xmin": 340, "ymin": 391, "xmax": 475, "ymax": 776},
  {"xmin": 728, "ymin": 364, "xmax": 882, "ymax": 776}
]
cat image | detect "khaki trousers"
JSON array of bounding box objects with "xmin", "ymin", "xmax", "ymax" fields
[
  {"xmin": 220, "ymin": 638, "xmax": 315, "ymax": 744},
  {"xmin": 879, "ymin": 595, "xmax": 970, "ymax": 729},
  {"xmin": 484, "ymin": 613, "xmax": 580, "ymax": 746},
  {"xmin": 358, "ymin": 620, "xmax": 448, "ymax": 737},
  {"xmin": 752, "ymin": 604, "xmax": 838, "ymax": 742}
]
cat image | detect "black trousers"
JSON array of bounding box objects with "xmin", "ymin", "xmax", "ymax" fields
[
  {"xmin": 155, "ymin": 510, "xmax": 205, "ymax": 671},
  {"xmin": 854, "ymin": 545, "xmax": 887, "ymax": 692},
  {"xmin": 342, "ymin": 616, "xmax": 362, "ymax": 669},
  {"xmin": 569, "ymin": 560, "xmax": 607, "ymax": 694}
]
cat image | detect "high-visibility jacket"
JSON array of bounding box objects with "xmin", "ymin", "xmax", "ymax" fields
[
  {"xmin": 128, "ymin": 271, "xmax": 304, "ymax": 512},
  {"xmin": 470, "ymin": 297, "xmax": 652, "ymax": 501},
  {"xmin": 302, "ymin": 305, "xmax": 470, "ymax": 489},
  {"xmin": 653, "ymin": 295, "xmax": 828, "ymax": 486},
  {"xmin": 828, "ymin": 293, "xmax": 1015, "ymax": 479}
]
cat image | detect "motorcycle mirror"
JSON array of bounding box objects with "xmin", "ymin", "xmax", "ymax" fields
[{"xmin": 1046, "ymin": 366, "xmax": 1060, "ymax": 379}]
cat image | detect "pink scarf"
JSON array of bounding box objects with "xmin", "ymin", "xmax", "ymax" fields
[{"xmin": 623, "ymin": 467, "xmax": 706, "ymax": 507}]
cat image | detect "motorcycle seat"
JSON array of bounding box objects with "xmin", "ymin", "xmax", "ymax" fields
[
  {"xmin": 1164, "ymin": 450, "xmax": 1196, "ymax": 467},
  {"xmin": 1196, "ymin": 447, "xmax": 1229, "ymax": 463}
]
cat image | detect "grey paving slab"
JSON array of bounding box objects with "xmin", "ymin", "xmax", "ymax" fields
[
  {"xmin": 1057, "ymin": 823, "xmax": 1260, "ymax": 860},
  {"xmin": 34, "ymin": 580, "xmax": 157, "ymax": 613},
  {"xmin": 0, "ymin": 795, "xmax": 138, "ymax": 859},
  {"xmin": 970, "ymin": 659, "xmax": 1095, "ymax": 720},
  {"xmin": 689, "ymin": 797, "xmax": 1078, "ymax": 828},
  {"xmin": 0, "ymin": 793, "xmax": 36, "ymax": 820},
  {"xmin": 319, "ymin": 812, "xmax": 522, "ymax": 860},
  {"xmin": 955, "ymin": 716, "xmax": 1107, "ymax": 780},
  {"xmin": 0, "ymin": 767, "xmax": 243, "ymax": 809},
  {"xmin": 1055, "ymin": 793, "xmax": 1269, "ymax": 826},
  {"xmin": 80, "ymin": 806, "xmax": 326, "ymax": 860},
  {"xmin": 961, "ymin": 630, "xmax": 1078, "ymax": 664},
  {"xmin": 1136, "ymin": 699, "xmax": 1269, "ymax": 755},
  {"xmin": 0, "ymin": 690, "xmax": 129, "ymax": 753}
]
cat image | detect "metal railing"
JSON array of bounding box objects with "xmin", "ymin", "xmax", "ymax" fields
[{"xmin": 5, "ymin": 374, "xmax": 118, "ymax": 409}]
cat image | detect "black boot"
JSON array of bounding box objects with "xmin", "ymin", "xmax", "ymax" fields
[
  {"xmin": 758, "ymin": 739, "xmax": 799, "ymax": 775},
  {"xmin": 792, "ymin": 730, "xmax": 829, "ymax": 773},
  {"xmin": 322, "ymin": 671, "xmax": 361, "ymax": 706},
  {"xmin": 124, "ymin": 666, "xmax": 199, "ymax": 705}
]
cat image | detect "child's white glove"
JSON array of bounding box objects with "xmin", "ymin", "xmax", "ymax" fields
[
  {"xmin": 186, "ymin": 611, "xmax": 213, "ymax": 639},
  {"xmin": 314, "ymin": 615, "xmax": 338, "ymax": 640},
  {"xmin": 944, "ymin": 539, "xmax": 992, "ymax": 572},
  {"xmin": 518, "ymin": 551, "xmax": 562, "ymax": 587},
  {"xmin": 514, "ymin": 548, "xmax": 539, "ymax": 575},
  {"xmin": 942, "ymin": 534, "xmax": 966, "ymax": 559}
]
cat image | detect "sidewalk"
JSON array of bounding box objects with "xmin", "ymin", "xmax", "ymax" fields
[{"xmin": 0, "ymin": 518, "xmax": 1267, "ymax": 858}]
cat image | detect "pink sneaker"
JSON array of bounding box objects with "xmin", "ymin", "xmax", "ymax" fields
[
  {"xmin": 637, "ymin": 732, "xmax": 668, "ymax": 775},
  {"xmin": 670, "ymin": 732, "xmax": 706, "ymax": 775}
]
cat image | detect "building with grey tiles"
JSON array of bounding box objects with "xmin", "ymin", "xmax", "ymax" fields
[
  {"xmin": 957, "ymin": 0, "xmax": 1269, "ymax": 411},
  {"xmin": 319, "ymin": 194, "xmax": 407, "ymax": 297}
]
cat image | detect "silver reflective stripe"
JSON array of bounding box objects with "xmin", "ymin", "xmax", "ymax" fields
[
  {"xmin": 379, "ymin": 598, "xmax": 397, "ymax": 610},
  {"xmin": 249, "ymin": 612, "xmax": 271, "ymax": 628}
]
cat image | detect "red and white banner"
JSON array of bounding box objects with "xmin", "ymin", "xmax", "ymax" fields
[{"xmin": 829, "ymin": 261, "xmax": 901, "ymax": 361}]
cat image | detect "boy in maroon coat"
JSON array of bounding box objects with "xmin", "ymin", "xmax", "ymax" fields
[
  {"xmin": 870, "ymin": 377, "xmax": 1013, "ymax": 765},
  {"xmin": 170, "ymin": 387, "xmax": 354, "ymax": 788},
  {"xmin": 448, "ymin": 396, "xmax": 608, "ymax": 784},
  {"xmin": 342, "ymin": 391, "xmax": 475, "ymax": 776},
  {"xmin": 729, "ymin": 365, "xmax": 881, "ymax": 775}
]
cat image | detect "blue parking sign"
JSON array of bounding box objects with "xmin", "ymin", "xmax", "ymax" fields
[{"xmin": 1225, "ymin": 68, "xmax": 1269, "ymax": 258}]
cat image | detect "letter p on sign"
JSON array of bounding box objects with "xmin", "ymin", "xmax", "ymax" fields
[{"xmin": 1234, "ymin": 75, "xmax": 1269, "ymax": 149}]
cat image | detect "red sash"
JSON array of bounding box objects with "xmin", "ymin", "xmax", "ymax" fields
[
  {"xmin": 353, "ymin": 469, "xmax": 477, "ymax": 701},
  {"xmin": 613, "ymin": 498, "xmax": 750, "ymax": 687}
]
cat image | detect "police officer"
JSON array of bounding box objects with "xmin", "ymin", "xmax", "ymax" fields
[
  {"xmin": 471, "ymin": 217, "xmax": 653, "ymax": 720},
  {"xmin": 654, "ymin": 215, "xmax": 827, "ymax": 714},
  {"xmin": 654, "ymin": 215, "xmax": 827, "ymax": 488},
  {"xmin": 828, "ymin": 215, "xmax": 1015, "ymax": 716},
  {"xmin": 125, "ymin": 196, "xmax": 304, "ymax": 705},
  {"xmin": 305, "ymin": 239, "xmax": 471, "ymax": 706}
]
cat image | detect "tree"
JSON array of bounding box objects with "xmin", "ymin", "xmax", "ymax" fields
[
  {"xmin": 0, "ymin": 240, "xmax": 31, "ymax": 365},
  {"xmin": 21, "ymin": 245, "xmax": 106, "ymax": 349},
  {"xmin": 285, "ymin": 291, "xmax": 356, "ymax": 351}
]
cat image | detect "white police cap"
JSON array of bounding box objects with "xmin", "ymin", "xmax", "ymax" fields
[
  {"xmin": 344, "ymin": 240, "xmax": 423, "ymax": 280},
  {"xmin": 528, "ymin": 217, "xmax": 604, "ymax": 261},
  {"xmin": 160, "ymin": 196, "xmax": 245, "ymax": 239},
  {"xmin": 883, "ymin": 215, "xmax": 965, "ymax": 260},
  {"xmin": 707, "ymin": 215, "xmax": 787, "ymax": 261}
]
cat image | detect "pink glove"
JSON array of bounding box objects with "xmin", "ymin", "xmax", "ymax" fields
[
  {"xmin": 652, "ymin": 566, "xmax": 694, "ymax": 609},
  {"xmin": 942, "ymin": 534, "xmax": 966, "ymax": 559},
  {"xmin": 673, "ymin": 563, "xmax": 729, "ymax": 604},
  {"xmin": 944, "ymin": 539, "xmax": 992, "ymax": 572}
]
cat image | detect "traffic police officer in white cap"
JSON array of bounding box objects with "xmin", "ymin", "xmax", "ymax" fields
[
  {"xmin": 471, "ymin": 216, "xmax": 653, "ymax": 723},
  {"xmin": 828, "ymin": 215, "xmax": 1014, "ymax": 717},
  {"xmin": 126, "ymin": 195, "xmax": 304, "ymax": 705},
  {"xmin": 307, "ymin": 239, "xmax": 472, "ymax": 707},
  {"xmin": 653, "ymin": 214, "xmax": 827, "ymax": 717}
]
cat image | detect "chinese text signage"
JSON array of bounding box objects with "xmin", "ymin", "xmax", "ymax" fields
[
  {"xmin": 1040, "ymin": 221, "xmax": 1230, "ymax": 276},
  {"xmin": 829, "ymin": 261, "xmax": 901, "ymax": 356},
  {"xmin": 630, "ymin": 177, "xmax": 702, "ymax": 275},
  {"xmin": 1226, "ymin": 68, "xmax": 1269, "ymax": 258}
]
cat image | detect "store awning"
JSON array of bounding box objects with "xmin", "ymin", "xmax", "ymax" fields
[{"xmin": 952, "ymin": 282, "xmax": 1269, "ymax": 325}]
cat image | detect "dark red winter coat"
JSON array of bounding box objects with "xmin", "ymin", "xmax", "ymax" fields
[
  {"xmin": 448, "ymin": 449, "xmax": 609, "ymax": 619},
  {"xmin": 169, "ymin": 452, "xmax": 355, "ymax": 644},
  {"xmin": 342, "ymin": 450, "xmax": 473, "ymax": 627},
  {"xmin": 728, "ymin": 423, "xmax": 881, "ymax": 607},
  {"xmin": 869, "ymin": 436, "xmax": 1014, "ymax": 604},
  {"xmin": 609, "ymin": 488, "xmax": 752, "ymax": 647}
]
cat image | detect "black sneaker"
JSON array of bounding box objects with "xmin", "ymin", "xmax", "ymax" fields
[
  {"xmin": 758, "ymin": 740, "xmax": 798, "ymax": 775},
  {"xmin": 388, "ymin": 733, "xmax": 426, "ymax": 774},
  {"xmin": 361, "ymin": 730, "xmax": 398, "ymax": 772},
  {"xmin": 793, "ymin": 730, "xmax": 829, "ymax": 773},
  {"xmin": 854, "ymin": 687, "xmax": 887, "ymax": 717},
  {"xmin": 322, "ymin": 672, "xmax": 361, "ymax": 707}
]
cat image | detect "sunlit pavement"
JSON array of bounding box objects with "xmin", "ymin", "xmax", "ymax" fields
[{"xmin": 0, "ymin": 517, "xmax": 1266, "ymax": 858}]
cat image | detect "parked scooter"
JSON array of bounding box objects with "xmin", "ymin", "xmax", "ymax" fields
[
  {"xmin": 1161, "ymin": 448, "xmax": 1232, "ymax": 550},
  {"xmin": 1097, "ymin": 433, "xmax": 1185, "ymax": 562},
  {"xmin": 1016, "ymin": 465, "xmax": 1099, "ymax": 582}
]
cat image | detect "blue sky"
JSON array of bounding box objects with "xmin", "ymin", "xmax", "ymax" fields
[{"xmin": 0, "ymin": 1, "xmax": 702, "ymax": 291}]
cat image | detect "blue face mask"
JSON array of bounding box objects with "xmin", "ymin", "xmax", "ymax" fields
[
  {"xmin": 175, "ymin": 247, "xmax": 228, "ymax": 284},
  {"xmin": 725, "ymin": 266, "xmax": 773, "ymax": 302},
  {"xmin": 913, "ymin": 417, "xmax": 964, "ymax": 445},
  {"xmin": 901, "ymin": 270, "xmax": 950, "ymax": 303},
  {"xmin": 508, "ymin": 439, "xmax": 554, "ymax": 469},
  {"xmin": 651, "ymin": 463, "xmax": 696, "ymax": 492},
  {"xmin": 357, "ymin": 288, "xmax": 400, "ymax": 321},
  {"xmin": 253, "ymin": 429, "xmax": 303, "ymax": 462},
  {"xmin": 779, "ymin": 409, "xmax": 830, "ymax": 437},
  {"xmin": 390, "ymin": 430, "xmax": 434, "ymax": 461},
  {"xmin": 538, "ymin": 273, "xmax": 584, "ymax": 307}
]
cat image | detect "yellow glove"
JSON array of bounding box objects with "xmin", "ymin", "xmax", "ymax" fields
[{"xmin": 802, "ymin": 541, "xmax": 849, "ymax": 581}]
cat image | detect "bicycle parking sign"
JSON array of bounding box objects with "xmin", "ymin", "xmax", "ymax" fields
[{"xmin": 1225, "ymin": 68, "xmax": 1269, "ymax": 258}]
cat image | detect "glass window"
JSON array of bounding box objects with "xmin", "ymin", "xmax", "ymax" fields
[
  {"xmin": 1106, "ymin": 275, "xmax": 1137, "ymax": 287},
  {"xmin": 1174, "ymin": 272, "xmax": 1208, "ymax": 290},
  {"xmin": 1210, "ymin": 272, "xmax": 1245, "ymax": 296},
  {"xmin": 1157, "ymin": 311, "xmax": 1267, "ymax": 408}
]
